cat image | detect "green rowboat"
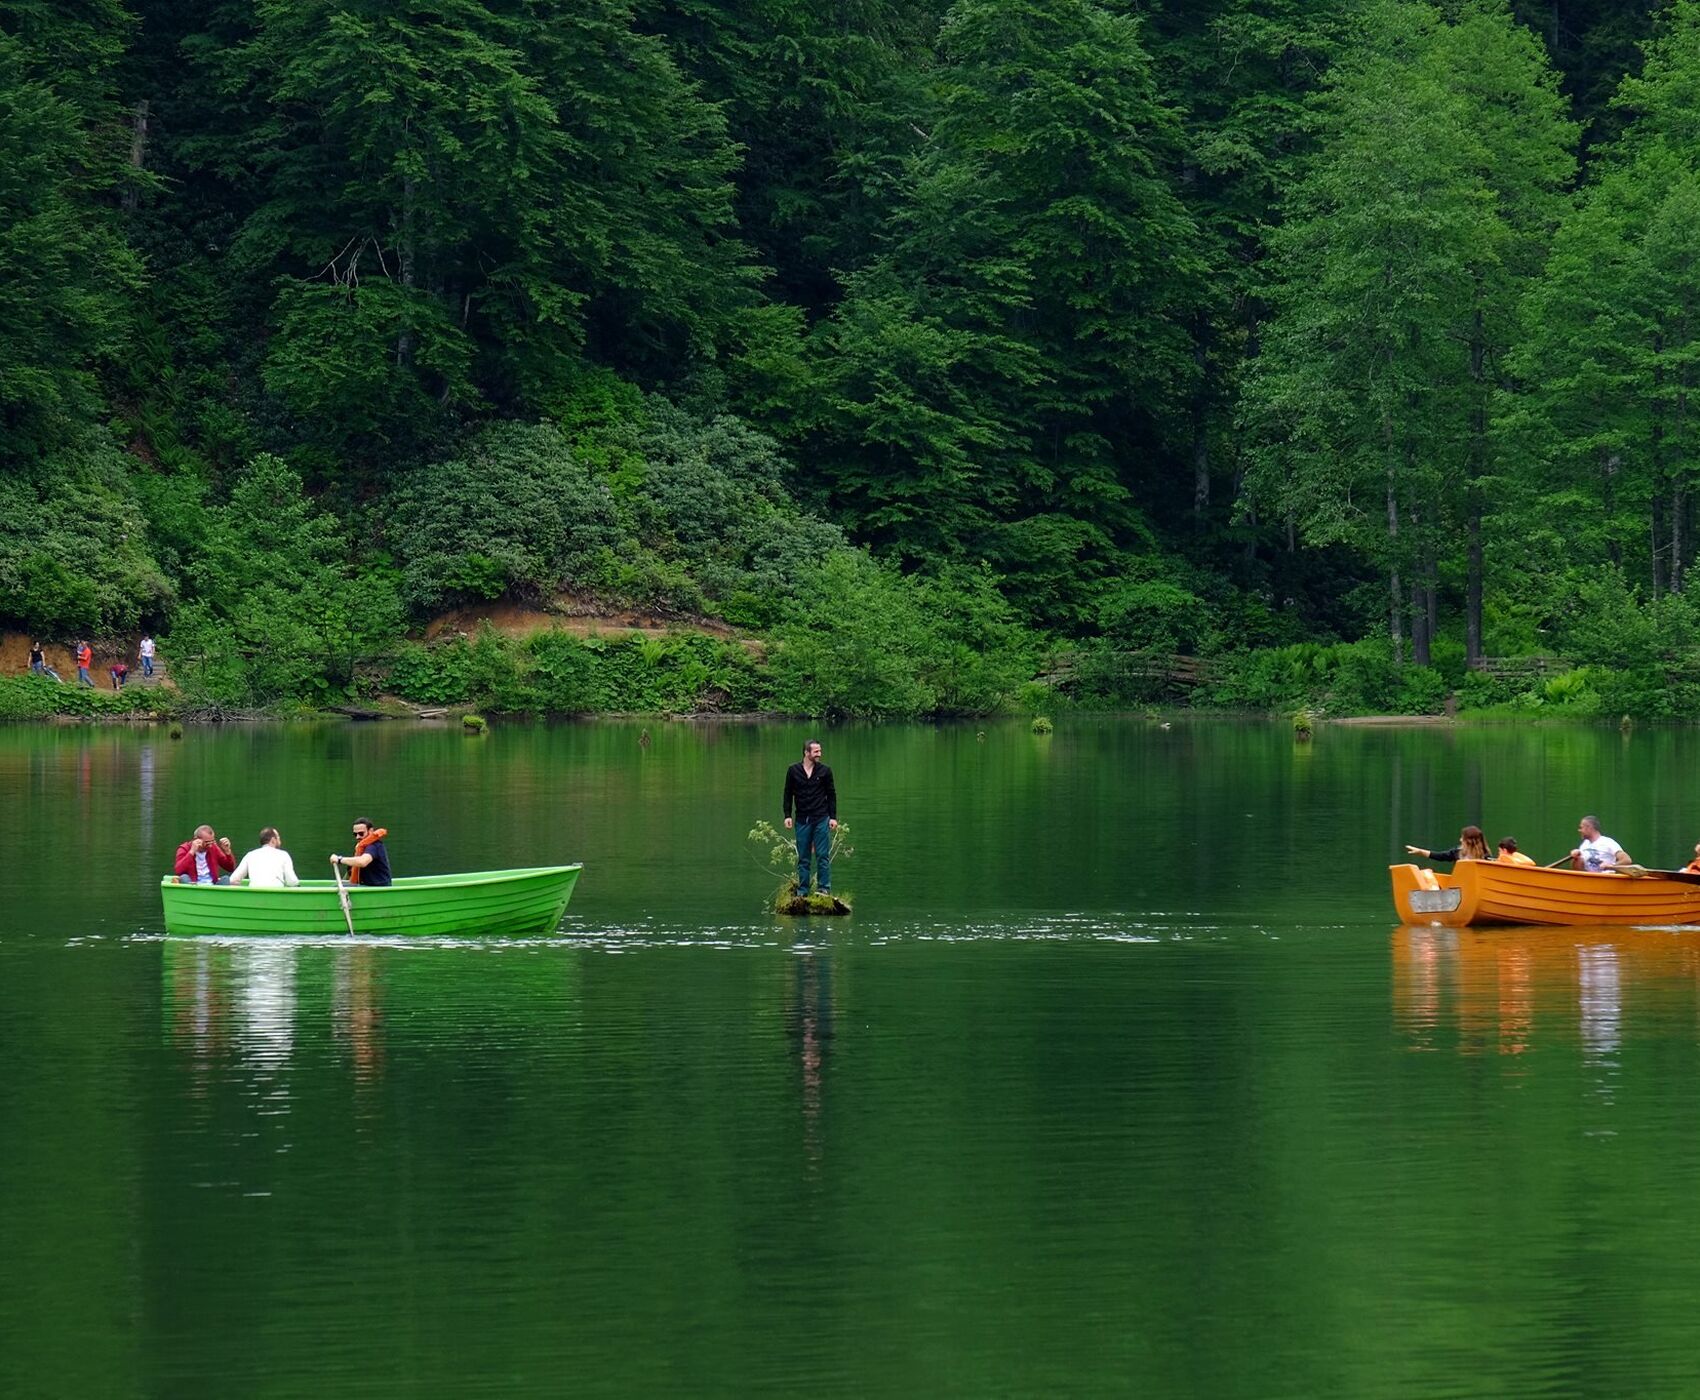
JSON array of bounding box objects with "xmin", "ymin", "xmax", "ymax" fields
[{"xmin": 160, "ymin": 865, "xmax": 582, "ymax": 938}]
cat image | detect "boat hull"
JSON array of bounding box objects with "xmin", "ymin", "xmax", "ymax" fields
[
  {"xmin": 1390, "ymin": 861, "xmax": 1700, "ymax": 927},
  {"xmin": 160, "ymin": 865, "xmax": 581, "ymax": 937}
]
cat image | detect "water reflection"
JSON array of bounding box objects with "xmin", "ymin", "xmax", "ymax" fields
[
  {"xmin": 234, "ymin": 944, "xmax": 297, "ymax": 1074},
  {"xmin": 331, "ymin": 946, "xmax": 384, "ymax": 1084},
  {"xmin": 1393, "ymin": 925, "xmax": 1700, "ymax": 1070},
  {"xmin": 163, "ymin": 942, "xmax": 385, "ymax": 1089},
  {"xmin": 784, "ymin": 934, "xmax": 836, "ymax": 1171}
]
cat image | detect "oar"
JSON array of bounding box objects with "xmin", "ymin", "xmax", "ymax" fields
[
  {"xmin": 1542, "ymin": 855, "xmax": 1572, "ymax": 868},
  {"xmin": 1616, "ymin": 864, "xmax": 1700, "ymax": 885},
  {"xmin": 331, "ymin": 856, "xmax": 356, "ymax": 936}
]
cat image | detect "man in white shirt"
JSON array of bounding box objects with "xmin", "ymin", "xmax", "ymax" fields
[
  {"xmin": 1570, "ymin": 814, "xmax": 1632, "ymax": 873},
  {"xmin": 230, "ymin": 828, "xmax": 301, "ymax": 887}
]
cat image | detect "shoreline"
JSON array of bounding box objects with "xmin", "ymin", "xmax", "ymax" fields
[{"xmin": 0, "ymin": 703, "xmax": 1674, "ymax": 729}]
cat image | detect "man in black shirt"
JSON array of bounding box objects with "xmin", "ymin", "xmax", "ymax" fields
[
  {"xmin": 783, "ymin": 739, "xmax": 838, "ymax": 897},
  {"xmin": 331, "ymin": 817, "xmax": 393, "ymax": 887}
]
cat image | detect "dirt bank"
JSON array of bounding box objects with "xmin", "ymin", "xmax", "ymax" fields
[
  {"xmin": 0, "ymin": 631, "xmax": 158, "ymax": 683},
  {"xmin": 423, "ymin": 594, "xmax": 757, "ymax": 650}
]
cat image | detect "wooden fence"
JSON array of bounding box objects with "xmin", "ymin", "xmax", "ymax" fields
[
  {"xmin": 1043, "ymin": 651, "xmax": 1223, "ymax": 689},
  {"xmin": 1466, "ymin": 656, "xmax": 1565, "ymax": 678}
]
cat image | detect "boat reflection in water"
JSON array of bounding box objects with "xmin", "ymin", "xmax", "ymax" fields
[
  {"xmin": 1393, "ymin": 924, "xmax": 1700, "ymax": 1069},
  {"xmin": 165, "ymin": 940, "xmax": 386, "ymax": 1090},
  {"xmin": 162, "ymin": 939, "xmax": 586, "ymax": 1090}
]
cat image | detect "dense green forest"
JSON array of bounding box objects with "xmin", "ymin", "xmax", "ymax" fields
[{"xmin": 8, "ymin": 0, "xmax": 1700, "ymax": 717}]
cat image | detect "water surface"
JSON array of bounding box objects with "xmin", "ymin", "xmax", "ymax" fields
[{"xmin": 5, "ymin": 717, "xmax": 1700, "ymax": 1398}]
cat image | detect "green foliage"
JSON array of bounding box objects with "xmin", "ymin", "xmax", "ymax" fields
[
  {"xmin": 1244, "ymin": 0, "xmax": 1575, "ymax": 660},
  {"xmin": 805, "ymin": 0, "xmax": 1207, "ymax": 622},
  {"xmin": 1030, "ymin": 715, "xmax": 1054, "ymax": 735},
  {"xmin": 0, "ymin": 439, "xmax": 174, "ymax": 632},
  {"xmin": 385, "ymin": 423, "xmax": 623, "ymax": 613},
  {"xmin": 747, "ymin": 817, "xmax": 854, "ymax": 912},
  {"xmin": 767, "ymin": 552, "xmax": 943, "ymax": 718},
  {"xmin": 0, "ymin": 19, "xmax": 141, "ymax": 458},
  {"xmin": 165, "ymin": 455, "xmax": 403, "ymax": 707},
  {"xmin": 198, "ymin": 0, "xmax": 759, "ymax": 447},
  {"xmin": 0, "ymin": 675, "xmax": 170, "ymax": 721},
  {"xmin": 1097, "ymin": 577, "xmax": 1209, "ymax": 655},
  {"xmin": 14, "ymin": 0, "xmax": 1700, "ymax": 727},
  {"xmin": 1207, "ymin": 639, "xmax": 1449, "ymax": 715},
  {"xmin": 385, "ymin": 626, "xmax": 765, "ymax": 716}
]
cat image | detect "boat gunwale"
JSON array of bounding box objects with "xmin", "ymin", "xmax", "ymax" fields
[
  {"xmin": 158, "ymin": 864, "xmax": 582, "ymax": 896},
  {"xmin": 1391, "ymin": 859, "xmax": 1700, "ymax": 927}
]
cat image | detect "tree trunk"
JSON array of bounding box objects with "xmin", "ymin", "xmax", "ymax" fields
[
  {"xmin": 1674, "ymin": 482, "xmax": 1685, "ymax": 594},
  {"xmin": 1467, "ymin": 301, "xmax": 1486, "ymax": 662},
  {"xmin": 1652, "ymin": 490, "xmax": 1666, "ymax": 599},
  {"xmin": 1387, "ymin": 472, "xmax": 1403, "ymax": 665},
  {"xmin": 1410, "ymin": 580, "xmax": 1430, "ymax": 667},
  {"xmin": 396, "ymin": 169, "xmax": 417, "ymax": 368},
  {"xmin": 1426, "ymin": 551, "xmax": 1439, "ymax": 653},
  {"xmin": 1467, "ymin": 508, "xmax": 1483, "ymax": 663},
  {"xmin": 1192, "ymin": 318, "xmax": 1210, "ymax": 520},
  {"xmin": 122, "ymin": 100, "xmax": 150, "ymax": 212},
  {"xmin": 1652, "ymin": 331, "xmax": 1666, "ymax": 596}
]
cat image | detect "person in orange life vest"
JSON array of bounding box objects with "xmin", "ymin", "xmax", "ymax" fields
[
  {"xmin": 1496, "ymin": 838, "xmax": 1536, "ymax": 866},
  {"xmin": 330, "ymin": 819, "xmax": 392, "ymax": 886},
  {"xmin": 173, "ymin": 825, "xmax": 236, "ymax": 884}
]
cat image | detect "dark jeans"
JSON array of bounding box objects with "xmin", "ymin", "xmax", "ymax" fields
[
  {"xmin": 141, "ymin": 656, "xmax": 153, "ymax": 677},
  {"xmin": 794, "ymin": 817, "xmax": 832, "ymax": 894}
]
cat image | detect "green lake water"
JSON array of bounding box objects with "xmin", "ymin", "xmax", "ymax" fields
[{"xmin": 8, "ymin": 716, "xmax": 1700, "ymax": 1397}]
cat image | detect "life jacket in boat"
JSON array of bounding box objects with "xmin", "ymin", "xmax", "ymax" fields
[{"xmin": 350, "ymin": 826, "xmax": 389, "ymax": 885}]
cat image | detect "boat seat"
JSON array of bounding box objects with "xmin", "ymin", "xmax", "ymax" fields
[{"xmin": 1415, "ymin": 868, "xmax": 1440, "ymax": 891}]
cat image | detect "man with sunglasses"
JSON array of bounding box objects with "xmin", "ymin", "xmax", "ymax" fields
[{"xmin": 330, "ymin": 818, "xmax": 392, "ymax": 886}]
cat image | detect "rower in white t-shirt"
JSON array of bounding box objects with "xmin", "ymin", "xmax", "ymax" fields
[
  {"xmin": 230, "ymin": 827, "xmax": 301, "ymax": 888},
  {"xmin": 1570, "ymin": 814, "xmax": 1632, "ymax": 873}
]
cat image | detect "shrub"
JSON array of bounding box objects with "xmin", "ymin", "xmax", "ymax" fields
[
  {"xmin": 385, "ymin": 422, "xmax": 623, "ymax": 613},
  {"xmin": 1207, "ymin": 639, "xmax": 1440, "ymax": 714},
  {"xmin": 1096, "ymin": 577, "xmax": 1210, "ymax": 655},
  {"xmin": 0, "ymin": 437, "xmax": 174, "ymax": 633},
  {"xmin": 166, "ymin": 456, "xmax": 402, "ymax": 706},
  {"xmin": 0, "ymin": 675, "xmax": 168, "ymax": 720},
  {"xmin": 768, "ymin": 552, "xmax": 939, "ymax": 717}
]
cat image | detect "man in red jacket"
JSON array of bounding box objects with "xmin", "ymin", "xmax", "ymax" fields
[{"xmin": 174, "ymin": 825, "xmax": 235, "ymax": 884}]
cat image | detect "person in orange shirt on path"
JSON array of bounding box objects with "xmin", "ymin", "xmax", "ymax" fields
[{"xmin": 1496, "ymin": 838, "xmax": 1536, "ymax": 866}]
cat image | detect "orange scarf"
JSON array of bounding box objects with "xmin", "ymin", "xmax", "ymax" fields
[{"xmin": 350, "ymin": 827, "xmax": 388, "ymax": 885}]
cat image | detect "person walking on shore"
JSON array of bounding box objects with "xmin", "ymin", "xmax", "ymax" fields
[
  {"xmin": 28, "ymin": 642, "xmax": 60, "ymax": 681},
  {"xmin": 783, "ymin": 739, "xmax": 838, "ymax": 898},
  {"xmin": 75, "ymin": 641, "xmax": 94, "ymax": 687},
  {"xmin": 139, "ymin": 634, "xmax": 155, "ymax": 678}
]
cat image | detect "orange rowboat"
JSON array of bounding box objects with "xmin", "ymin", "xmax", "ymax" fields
[{"xmin": 1390, "ymin": 860, "xmax": 1700, "ymax": 927}]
